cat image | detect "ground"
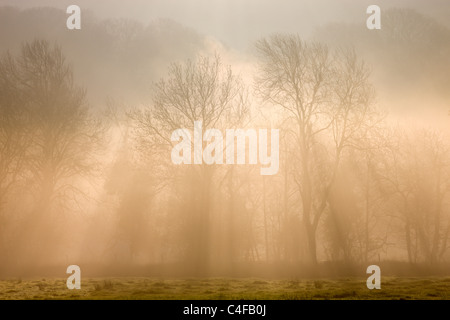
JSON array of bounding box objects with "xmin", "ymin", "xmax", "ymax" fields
[{"xmin": 1, "ymin": 277, "xmax": 450, "ymax": 300}]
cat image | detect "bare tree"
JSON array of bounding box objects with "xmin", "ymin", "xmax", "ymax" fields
[
  {"xmin": 20, "ymin": 41, "xmax": 104, "ymax": 211},
  {"xmin": 0, "ymin": 51, "xmax": 32, "ymax": 261},
  {"xmin": 255, "ymin": 34, "xmax": 379, "ymax": 265},
  {"xmin": 131, "ymin": 54, "xmax": 248, "ymax": 273},
  {"xmin": 0, "ymin": 40, "xmax": 105, "ymax": 261},
  {"xmin": 377, "ymin": 128, "xmax": 450, "ymax": 264}
]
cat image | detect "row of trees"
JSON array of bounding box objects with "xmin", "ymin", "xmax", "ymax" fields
[{"xmin": 0, "ymin": 36, "xmax": 449, "ymax": 275}]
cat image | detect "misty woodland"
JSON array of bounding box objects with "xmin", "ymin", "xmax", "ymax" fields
[{"xmin": 0, "ymin": 4, "xmax": 450, "ymax": 278}]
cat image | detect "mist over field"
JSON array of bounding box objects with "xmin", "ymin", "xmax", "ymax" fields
[{"xmin": 0, "ymin": 0, "xmax": 449, "ymax": 285}]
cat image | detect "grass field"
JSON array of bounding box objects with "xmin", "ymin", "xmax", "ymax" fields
[{"xmin": 1, "ymin": 276, "xmax": 450, "ymax": 300}]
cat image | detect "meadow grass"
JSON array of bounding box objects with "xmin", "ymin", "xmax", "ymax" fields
[{"xmin": 1, "ymin": 276, "xmax": 450, "ymax": 300}]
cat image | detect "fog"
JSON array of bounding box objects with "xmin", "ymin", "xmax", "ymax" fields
[
  {"xmin": 3, "ymin": 0, "xmax": 450, "ymax": 50},
  {"xmin": 0, "ymin": 1, "xmax": 449, "ymax": 278}
]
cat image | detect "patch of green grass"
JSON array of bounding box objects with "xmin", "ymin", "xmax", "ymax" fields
[{"xmin": 1, "ymin": 276, "xmax": 450, "ymax": 300}]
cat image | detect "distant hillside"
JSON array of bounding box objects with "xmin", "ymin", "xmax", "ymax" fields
[
  {"xmin": 0, "ymin": 6, "xmax": 208, "ymax": 106},
  {"xmin": 313, "ymin": 8, "xmax": 450, "ymax": 116}
]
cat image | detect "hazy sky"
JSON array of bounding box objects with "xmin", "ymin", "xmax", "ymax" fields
[{"xmin": 2, "ymin": 0, "xmax": 449, "ymax": 50}]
